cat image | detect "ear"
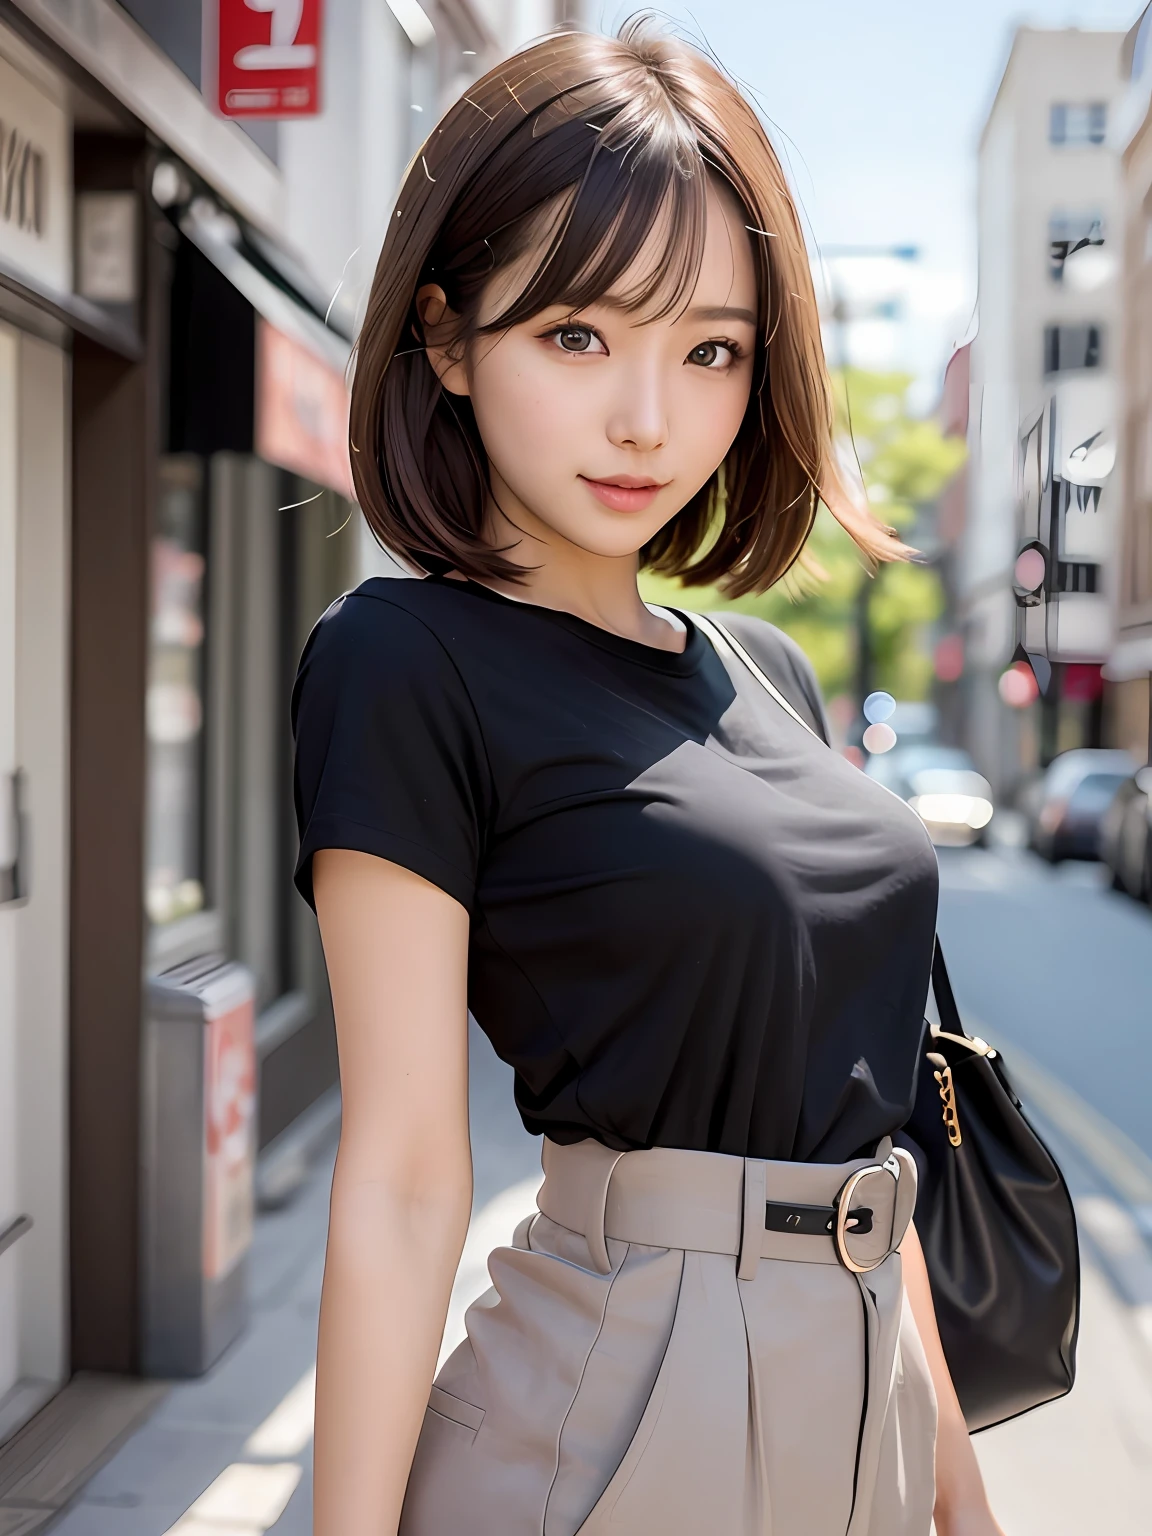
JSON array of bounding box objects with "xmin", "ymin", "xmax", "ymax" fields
[{"xmin": 416, "ymin": 283, "xmax": 470, "ymax": 397}]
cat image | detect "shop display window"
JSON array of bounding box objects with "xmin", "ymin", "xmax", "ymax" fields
[{"xmin": 145, "ymin": 456, "xmax": 208, "ymax": 925}]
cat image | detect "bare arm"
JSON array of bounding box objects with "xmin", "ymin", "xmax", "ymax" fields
[
  {"xmin": 312, "ymin": 848, "xmax": 473, "ymax": 1536},
  {"xmin": 902, "ymin": 1221, "xmax": 1005, "ymax": 1536}
]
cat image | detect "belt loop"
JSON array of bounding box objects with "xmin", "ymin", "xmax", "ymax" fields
[
  {"xmin": 738, "ymin": 1158, "xmax": 766, "ymax": 1280},
  {"xmin": 540, "ymin": 1137, "xmax": 625, "ymax": 1276}
]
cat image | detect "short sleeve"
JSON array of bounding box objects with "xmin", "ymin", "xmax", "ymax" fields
[{"xmin": 291, "ymin": 591, "xmax": 490, "ymax": 911}]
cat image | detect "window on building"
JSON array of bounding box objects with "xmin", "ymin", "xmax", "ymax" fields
[
  {"xmin": 1056, "ymin": 561, "xmax": 1099, "ymax": 593},
  {"xmin": 1049, "ymin": 213, "xmax": 1104, "ymax": 281},
  {"xmin": 1043, "ymin": 324, "xmax": 1103, "ymax": 374},
  {"xmin": 1049, "ymin": 103, "xmax": 1108, "ymax": 146}
]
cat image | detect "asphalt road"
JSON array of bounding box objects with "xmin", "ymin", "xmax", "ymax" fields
[{"xmin": 936, "ymin": 842, "xmax": 1152, "ymax": 1165}]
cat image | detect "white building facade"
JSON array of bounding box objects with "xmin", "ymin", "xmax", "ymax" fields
[{"xmin": 963, "ymin": 28, "xmax": 1125, "ymax": 790}]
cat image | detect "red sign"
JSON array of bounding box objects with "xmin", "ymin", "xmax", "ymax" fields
[
  {"xmin": 255, "ymin": 320, "xmax": 352, "ymax": 497},
  {"xmin": 1062, "ymin": 662, "xmax": 1104, "ymax": 704},
  {"xmin": 205, "ymin": 0, "xmax": 323, "ymax": 119}
]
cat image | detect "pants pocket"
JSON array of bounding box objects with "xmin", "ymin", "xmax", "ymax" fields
[
  {"xmin": 427, "ymin": 1384, "xmax": 485, "ymax": 1439},
  {"xmin": 575, "ymin": 1251, "xmax": 751, "ymax": 1534},
  {"xmin": 400, "ymin": 1388, "xmax": 488, "ymax": 1534}
]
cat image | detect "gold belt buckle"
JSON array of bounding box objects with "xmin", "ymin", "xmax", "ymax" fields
[{"xmin": 832, "ymin": 1162, "xmax": 898, "ymax": 1274}]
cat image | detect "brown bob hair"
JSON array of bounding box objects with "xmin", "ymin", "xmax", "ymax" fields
[{"xmin": 349, "ymin": 17, "xmax": 909, "ymax": 597}]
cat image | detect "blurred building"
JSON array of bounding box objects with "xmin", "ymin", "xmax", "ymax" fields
[
  {"xmin": 962, "ymin": 27, "xmax": 1125, "ymax": 793},
  {"xmin": 0, "ymin": 0, "xmax": 586, "ymax": 1491},
  {"xmin": 1109, "ymin": 4, "xmax": 1152, "ymax": 764}
]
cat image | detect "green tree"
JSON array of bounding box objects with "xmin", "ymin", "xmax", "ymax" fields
[{"xmin": 640, "ymin": 368, "xmax": 966, "ymax": 713}]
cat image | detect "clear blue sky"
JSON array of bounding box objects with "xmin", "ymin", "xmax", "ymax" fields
[{"xmin": 600, "ymin": 2, "xmax": 1136, "ymax": 375}]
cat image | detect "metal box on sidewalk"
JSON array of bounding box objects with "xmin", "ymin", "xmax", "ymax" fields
[{"xmin": 141, "ymin": 956, "xmax": 257, "ymax": 1376}]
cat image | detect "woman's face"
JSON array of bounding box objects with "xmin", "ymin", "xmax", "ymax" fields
[{"xmin": 422, "ymin": 179, "xmax": 758, "ymax": 565}]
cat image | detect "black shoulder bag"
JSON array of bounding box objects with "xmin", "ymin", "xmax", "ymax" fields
[
  {"xmin": 906, "ymin": 944, "xmax": 1079, "ymax": 1431},
  {"xmin": 694, "ymin": 612, "xmax": 1081, "ymax": 1433}
]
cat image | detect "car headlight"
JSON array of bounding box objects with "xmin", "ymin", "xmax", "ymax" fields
[{"xmin": 909, "ymin": 793, "xmax": 994, "ymax": 830}]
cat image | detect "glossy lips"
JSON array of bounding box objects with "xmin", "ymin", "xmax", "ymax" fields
[{"xmin": 579, "ymin": 475, "xmax": 667, "ymax": 512}]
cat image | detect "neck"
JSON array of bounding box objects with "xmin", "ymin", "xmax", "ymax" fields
[{"xmin": 471, "ymin": 481, "xmax": 686, "ymax": 654}]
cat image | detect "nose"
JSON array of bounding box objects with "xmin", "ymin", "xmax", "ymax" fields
[{"xmin": 605, "ymin": 357, "xmax": 668, "ymax": 454}]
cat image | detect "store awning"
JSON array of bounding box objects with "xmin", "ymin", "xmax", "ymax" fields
[
  {"xmin": 179, "ymin": 199, "xmax": 354, "ymax": 498},
  {"xmin": 179, "ymin": 199, "xmax": 351, "ymax": 375}
]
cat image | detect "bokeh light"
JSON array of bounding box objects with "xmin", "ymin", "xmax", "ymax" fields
[
  {"xmin": 933, "ymin": 634, "xmax": 964, "ymax": 683},
  {"xmin": 998, "ymin": 662, "xmax": 1039, "ymax": 709},
  {"xmin": 863, "ymin": 690, "xmax": 896, "ymax": 724},
  {"xmin": 862, "ymin": 722, "xmax": 898, "ymax": 754}
]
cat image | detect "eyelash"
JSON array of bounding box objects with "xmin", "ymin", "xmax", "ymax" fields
[
  {"xmin": 688, "ymin": 337, "xmax": 745, "ymax": 369},
  {"xmin": 540, "ymin": 324, "xmax": 745, "ymax": 368}
]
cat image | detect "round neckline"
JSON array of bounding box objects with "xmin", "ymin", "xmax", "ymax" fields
[{"xmin": 426, "ymin": 574, "xmax": 707, "ymax": 676}]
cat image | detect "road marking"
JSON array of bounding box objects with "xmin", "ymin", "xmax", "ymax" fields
[
  {"xmin": 244, "ymin": 1365, "xmax": 316, "ymax": 1458},
  {"xmin": 165, "ymin": 1462, "xmax": 302, "ymax": 1534}
]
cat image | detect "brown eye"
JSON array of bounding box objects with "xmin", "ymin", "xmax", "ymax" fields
[
  {"xmin": 688, "ymin": 341, "xmax": 733, "ymax": 368},
  {"xmin": 555, "ymin": 326, "xmax": 595, "ymax": 352}
]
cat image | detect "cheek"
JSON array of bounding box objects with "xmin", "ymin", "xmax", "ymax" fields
[
  {"xmin": 672, "ymin": 373, "xmax": 751, "ymax": 475},
  {"xmin": 469, "ymin": 348, "xmax": 582, "ymax": 478}
]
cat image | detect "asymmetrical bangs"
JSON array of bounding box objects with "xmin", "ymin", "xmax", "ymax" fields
[
  {"xmin": 435, "ymin": 87, "xmax": 710, "ymax": 337},
  {"xmin": 350, "ymin": 18, "xmax": 910, "ymax": 595}
]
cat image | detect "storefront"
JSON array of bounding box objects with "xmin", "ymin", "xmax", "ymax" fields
[
  {"xmin": 0, "ymin": 16, "xmax": 75, "ymax": 1442},
  {"xmin": 151, "ymin": 189, "xmax": 356, "ymax": 1202},
  {"xmin": 0, "ymin": 0, "xmax": 358, "ymax": 1471},
  {"xmin": 66, "ymin": 163, "xmax": 358, "ymax": 1382}
]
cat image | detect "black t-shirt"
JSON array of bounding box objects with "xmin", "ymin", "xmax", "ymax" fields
[{"xmin": 292, "ymin": 576, "xmax": 939, "ymax": 1163}]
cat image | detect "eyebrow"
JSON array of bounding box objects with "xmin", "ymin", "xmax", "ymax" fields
[
  {"xmin": 569, "ymin": 299, "xmax": 759, "ymax": 328},
  {"xmin": 684, "ymin": 305, "xmax": 757, "ymax": 326}
]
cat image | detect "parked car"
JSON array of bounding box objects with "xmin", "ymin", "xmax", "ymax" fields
[
  {"xmin": 1099, "ymin": 766, "xmax": 1152, "ymax": 900},
  {"xmin": 865, "ymin": 744, "xmax": 995, "ymax": 847},
  {"xmin": 1025, "ymin": 749, "xmax": 1136, "ymax": 863}
]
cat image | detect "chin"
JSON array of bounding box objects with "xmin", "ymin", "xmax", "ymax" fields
[
  {"xmin": 557, "ymin": 532, "xmax": 659, "ymax": 561},
  {"xmin": 541, "ymin": 509, "xmax": 676, "ymax": 561}
]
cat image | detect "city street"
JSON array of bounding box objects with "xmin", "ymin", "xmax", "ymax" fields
[
  {"xmin": 29, "ymin": 838, "xmax": 1152, "ymax": 1536},
  {"xmin": 938, "ymin": 841, "xmax": 1152, "ymax": 1169},
  {"xmin": 1, "ymin": 4, "xmax": 1148, "ymax": 1533}
]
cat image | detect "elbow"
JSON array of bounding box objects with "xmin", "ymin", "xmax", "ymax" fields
[{"xmin": 329, "ymin": 1140, "xmax": 473, "ymax": 1249}]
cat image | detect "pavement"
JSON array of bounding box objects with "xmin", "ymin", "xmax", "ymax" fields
[{"xmin": 46, "ymin": 845, "xmax": 1152, "ymax": 1536}]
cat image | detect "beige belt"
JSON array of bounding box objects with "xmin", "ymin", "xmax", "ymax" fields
[{"xmin": 538, "ymin": 1136, "xmax": 918, "ymax": 1277}]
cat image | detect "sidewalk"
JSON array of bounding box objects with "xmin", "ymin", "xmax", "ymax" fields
[
  {"xmin": 45, "ymin": 1025, "xmax": 1152, "ymax": 1536},
  {"xmin": 976, "ymin": 1260, "xmax": 1152, "ymax": 1534},
  {"xmin": 47, "ymin": 1023, "xmax": 542, "ymax": 1536}
]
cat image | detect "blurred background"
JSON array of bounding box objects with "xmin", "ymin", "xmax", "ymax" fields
[{"xmin": 1, "ymin": 2, "xmax": 1151, "ymax": 1533}]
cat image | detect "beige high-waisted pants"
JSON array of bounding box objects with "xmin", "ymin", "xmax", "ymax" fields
[{"xmin": 400, "ymin": 1137, "xmax": 937, "ymax": 1535}]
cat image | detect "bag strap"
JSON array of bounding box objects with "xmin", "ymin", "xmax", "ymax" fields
[
  {"xmin": 931, "ymin": 942, "xmax": 964, "ymax": 1036},
  {"xmin": 687, "ymin": 611, "xmax": 823, "ymax": 741},
  {"xmin": 691, "ymin": 608, "xmax": 964, "ymax": 1039}
]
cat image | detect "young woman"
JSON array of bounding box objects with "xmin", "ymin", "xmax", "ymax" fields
[{"xmin": 293, "ymin": 21, "xmax": 1005, "ymax": 1536}]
